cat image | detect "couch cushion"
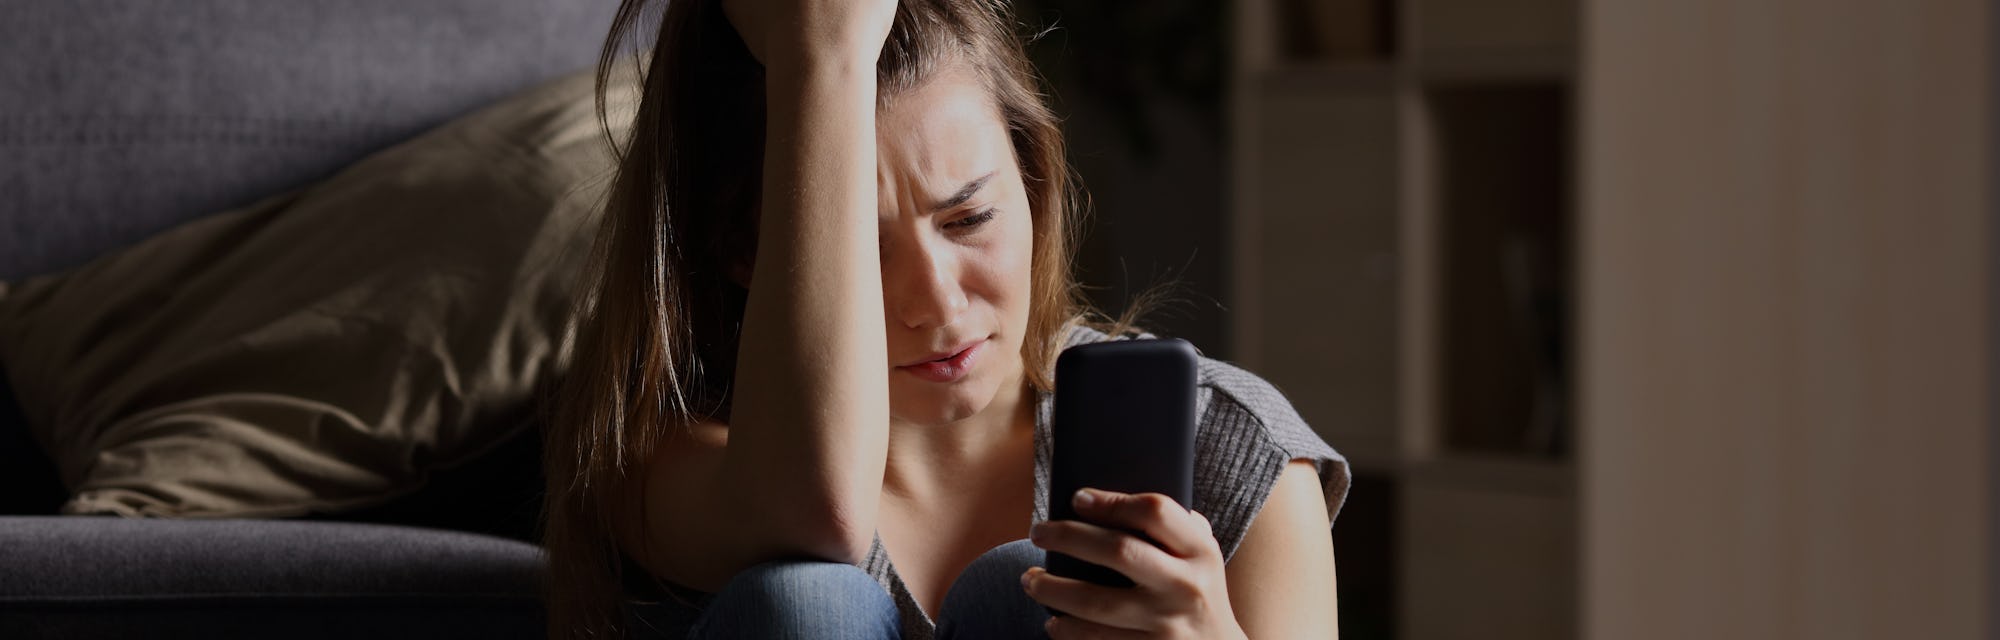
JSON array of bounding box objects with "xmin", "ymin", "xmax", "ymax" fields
[
  {"xmin": 0, "ymin": 69, "xmax": 624, "ymax": 519},
  {"xmin": 0, "ymin": 0, "xmax": 617, "ymax": 281},
  {"xmin": 0, "ymin": 517, "xmax": 543, "ymax": 639}
]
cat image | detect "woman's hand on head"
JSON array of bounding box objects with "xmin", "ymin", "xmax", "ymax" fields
[
  {"xmin": 722, "ymin": 0, "xmax": 898, "ymax": 70},
  {"xmin": 1023, "ymin": 489, "xmax": 1250, "ymax": 640}
]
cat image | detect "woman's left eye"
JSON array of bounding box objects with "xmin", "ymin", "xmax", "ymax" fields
[{"xmin": 945, "ymin": 208, "xmax": 998, "ymax": 232}]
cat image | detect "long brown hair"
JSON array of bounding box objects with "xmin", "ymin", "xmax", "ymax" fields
[{"xmin": 541, "ymin": 0, "xmax": 1097, "ymax": 637}]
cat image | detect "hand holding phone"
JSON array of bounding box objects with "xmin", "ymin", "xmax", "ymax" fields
[{"xmin": 1044, "ymin": 338, "xmax": 1200, "ymax": 587}]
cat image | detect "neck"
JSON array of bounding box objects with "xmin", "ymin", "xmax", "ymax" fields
[{"xmin": 882, "ymin": 367, "xmax": 1039, "ymax": 502}]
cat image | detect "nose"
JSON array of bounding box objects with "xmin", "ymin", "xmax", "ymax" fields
[{"xmin": 889, "ymin": 241, "xmax": 969, "ymax": 330}]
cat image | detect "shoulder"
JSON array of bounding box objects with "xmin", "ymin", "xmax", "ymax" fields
[
  {"xmin": 1193, "ymin": 357, "xmax": 1312, "ymax": 451},
  {"xmin": 1189, "ymin": 356, "xmax": 1351, "ymax": 559}
]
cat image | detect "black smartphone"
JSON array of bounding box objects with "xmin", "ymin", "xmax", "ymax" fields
[{"xmin": 1045, "ymin": 338, "xmax": 1200, "ymax": 589}]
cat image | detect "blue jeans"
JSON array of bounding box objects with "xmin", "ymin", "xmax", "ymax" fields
[{"xmin": 627, "ymin": 539, "xmax": 1050, "ymax": 639}]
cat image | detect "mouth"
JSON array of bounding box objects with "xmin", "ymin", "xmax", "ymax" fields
[{"xmin": 895, "ymin": 338, "xmax": 987, "ymax": 383}]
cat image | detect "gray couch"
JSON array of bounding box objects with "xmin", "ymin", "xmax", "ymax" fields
[{"xmin": 0, "ymin": 2, "xmax": 618, "ymax": 637}]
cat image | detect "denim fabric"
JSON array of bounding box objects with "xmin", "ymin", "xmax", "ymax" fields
[
  {"xmin": 632, "ymin": 539, "xmax": 1051, "ymax": 640},
  {"xmin": 687, "ymin": 562, "xmax": 902, "ymax": 639},
  {"xmin": 934, "ymin": 539, "xmax": 1050, "ymax": 640}
]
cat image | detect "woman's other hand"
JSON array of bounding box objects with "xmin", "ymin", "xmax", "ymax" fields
[
  {"xmin": 722, "ymin": 0, "xmax": 898, "ymax": 69},
  {"xmin": 1024, "ymin": 489, "xmax": 1249, "ymax": 640}
]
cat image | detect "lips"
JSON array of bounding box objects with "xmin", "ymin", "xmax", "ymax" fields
[
  {"xmin": 898, "ymin": 338, "xmax": 984, "ymax": 367},
  {"xmin": 896, "ymin": 338, "xmax": 986, "ymax": 383}
]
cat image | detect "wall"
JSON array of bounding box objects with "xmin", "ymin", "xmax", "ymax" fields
[
  {"xmin": 1991, "ymin": 3, "xmax": 2000, "ymax": 637},
  {"xmin": 1580, "ymin": 0, "xmax": 1993, "ymax": 638}
]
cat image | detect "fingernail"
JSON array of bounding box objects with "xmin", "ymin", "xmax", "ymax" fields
[
  {"xmin": 1073, "ymin": 488, "xmax": 1097, "ymax": 509},
  {"xmin": 1020, "ymin": 569, "xmax": 1033, "ymax": 590},
  {"xmin": 1029, "ymin": 522, "xmax": 1047, "ymax": 542}
]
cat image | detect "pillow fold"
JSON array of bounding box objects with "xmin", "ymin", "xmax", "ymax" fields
[{"xmin": 0, "ymin": 69, "xmax": 628, "ymax": 517}]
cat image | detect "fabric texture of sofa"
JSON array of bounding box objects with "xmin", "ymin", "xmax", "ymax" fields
[{"xmin": 0, "ymin": 1, "xmax": 619, "ymax": 637}]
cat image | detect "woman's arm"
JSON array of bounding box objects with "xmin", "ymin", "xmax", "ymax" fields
[
  {"xmin": 621, "ymin": 1, "xmax": 899, "ymax": 591},
  {"xmin": 1225, "ymin": 460, "xmax": 1341, "ymax": 638},
  {"xmin": 724, "ymin": 45, "xmax": 890, "ymax": 563}
]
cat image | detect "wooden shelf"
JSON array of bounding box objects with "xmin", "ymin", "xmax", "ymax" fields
[
  {"xmin": 1255, "ymin": 60, "xmax": 1402, "ymax": 94},
  {"xmin": 1405, "ymin": 454, "xmax": 1574, "ymax": 497},
  {"xmin": 1413, "ymin": 47, "xmax": 1576, "ymax": 84}
]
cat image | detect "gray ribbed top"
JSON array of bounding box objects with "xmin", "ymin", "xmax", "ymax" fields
[{"xmin": 861, "ymin": 324, "xmax": 1351, "ymax": 640}]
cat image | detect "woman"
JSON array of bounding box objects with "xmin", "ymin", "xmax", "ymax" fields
[{"xmin": 543, "ymin": 0, "xmax": 1350, "ymax": 637}]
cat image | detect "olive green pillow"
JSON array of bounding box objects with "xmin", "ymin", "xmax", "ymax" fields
[{"xmin": 0, "ymin": 70, "xmax": 626, "ymax": 517}]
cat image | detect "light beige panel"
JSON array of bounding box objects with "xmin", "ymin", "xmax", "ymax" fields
[
  {"xmin": 1579, "ymin": 0, "xmax": 1992, "ymax": 638},
  {"xmin": 1248, "ymin": 86, "xmax": 1402, "ymax": 463},
  {"xmin": 1402, "ymin": 465, "xmax": 1576, "ymax": 640}
]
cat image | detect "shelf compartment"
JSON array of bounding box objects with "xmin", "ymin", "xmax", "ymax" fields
[{"xmin": 1424, "ymin": 82, "xmax": 1574, "ymax": 460}]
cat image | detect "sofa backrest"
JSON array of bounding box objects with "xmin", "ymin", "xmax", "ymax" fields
[{"xmin": 0, "ymin": 0, "xmax": 620, "ymax": 281}]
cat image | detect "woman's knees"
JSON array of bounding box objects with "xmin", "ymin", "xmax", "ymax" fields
[
  {"xmin": 693, "ymin": 561, "xmax": 900, "ymax": 639},
  {"xmin": 722, "ymin": 561, "xmax": 886, "ymax": 607},
  {"xmin": 936, "ymin": 539, "xmax": 1049, "ymax": 640}
]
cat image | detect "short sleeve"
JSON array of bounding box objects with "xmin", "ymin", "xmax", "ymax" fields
[{"xmin": 1189, "ymin": 359, "xmax": 1352, "ymax": 561}]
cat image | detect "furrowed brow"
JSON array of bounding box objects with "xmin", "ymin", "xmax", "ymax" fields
[{"xmin": 929, "ymin": 172, "xmax": 996, "ymax": 213}]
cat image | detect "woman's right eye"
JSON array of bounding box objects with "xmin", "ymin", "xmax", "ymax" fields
[{"xmin": 945, "ymin": 208, "xmax": 998, "ymax": 232}]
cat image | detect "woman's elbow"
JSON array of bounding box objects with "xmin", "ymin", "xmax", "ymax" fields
[{"xmin": 769, "ymin": 503, "xmax": 877, "ymax": 565}]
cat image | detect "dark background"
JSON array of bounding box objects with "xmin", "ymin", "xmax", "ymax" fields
[{"xmin": 1016, "ymin": 0, "xmax": 1233, "ymax": 357}]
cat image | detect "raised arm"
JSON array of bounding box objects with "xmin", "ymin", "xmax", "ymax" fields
[{"xmin": 621, "ymin": 0, "xmax": 900, "ymax": 590}]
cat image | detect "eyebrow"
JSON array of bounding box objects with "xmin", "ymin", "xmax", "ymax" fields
[{"xmin": 930, "ymin": 172, "xmax": 996, "ymax": 213}]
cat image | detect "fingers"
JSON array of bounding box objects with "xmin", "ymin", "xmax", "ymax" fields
[
  {"xmin": 1021, "ymin": 567, "xmax": 1155, "ymax": 633},
  {"xmin": 1042, "ymin": 608, "xmax": 1154, "ymax": 640},
  {"xmin": 1031, "ymin": 517, "xmax": 1184, "ymax": 588},
  {"xmin": 1069, "ymin": 488, "xmax": 1217, "ymax": 559},
  {"xmin": 1027, "ymin": 489, "xmax": 1232, "ymax": 635}
]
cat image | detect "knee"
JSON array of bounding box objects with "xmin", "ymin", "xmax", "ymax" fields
[
  {"xmin": 967, "ymin": 539, "xmax": 1045, "ymax": 576},
  {"xmin": 935, "ymin": 540, "xmax": 1050, "ymax": 639},
  {"xmin": 702, "ymin": 561, "xmax": 898, "ymax": 636},
  {"xmin": 718, "ymin": 561, "xmax": 889, "ymax": 610}
]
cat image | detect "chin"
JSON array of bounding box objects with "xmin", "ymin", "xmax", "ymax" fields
[{"xmin": 888, "ymin": 363, "xmax": 1005, "ymax": 427}]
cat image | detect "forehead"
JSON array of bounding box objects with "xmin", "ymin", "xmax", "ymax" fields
[{"xmin": 876, "ymin": 66, "xmax": 1013, "ymax": 186}]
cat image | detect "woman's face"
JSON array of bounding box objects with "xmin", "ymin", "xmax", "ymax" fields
[{"xmin": 875, "ymin": 65, "xmax": 1036, "ymax": 427}]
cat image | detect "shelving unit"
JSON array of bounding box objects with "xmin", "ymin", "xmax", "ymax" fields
[{"xmin": 1229, "ymin": 0, "xmax": 1577, "ymax": 638}]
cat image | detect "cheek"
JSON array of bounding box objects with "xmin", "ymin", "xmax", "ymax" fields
[
  {"xmin": 993, "ymin": 213, "xmax": 1037, "ymax": 321},
  {"xmin": 962, "ymin": 218, "xmax": 1035, "ymax": 325}
]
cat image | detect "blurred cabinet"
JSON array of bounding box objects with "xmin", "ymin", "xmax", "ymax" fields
[
  {"xmin": 1244, "ymin": 86, "xmax": 1402, "ymax": 463},
  {"xmin": 1229, "ymin": 1, "xmax": 1578, "ymax": 638}
]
